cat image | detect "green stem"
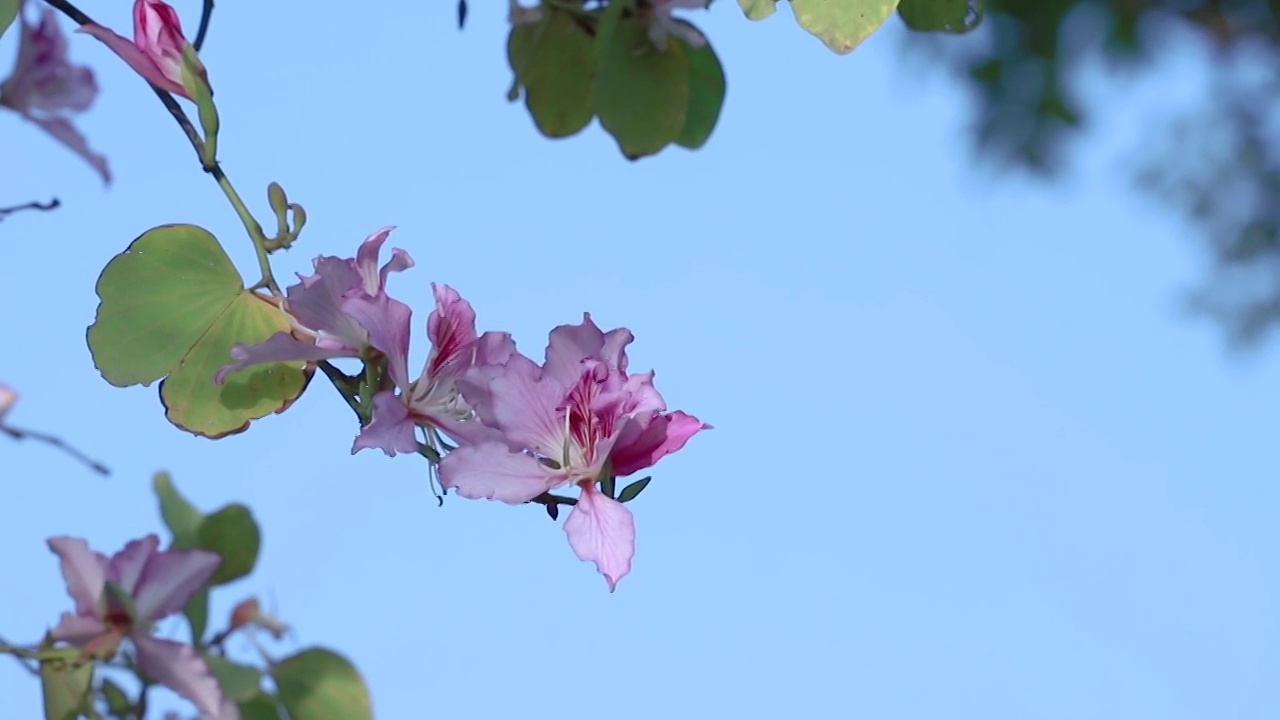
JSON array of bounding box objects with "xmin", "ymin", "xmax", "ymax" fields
[{"xmin": 214, "ymin": 167, "xmax": 279, "ymax": 294}]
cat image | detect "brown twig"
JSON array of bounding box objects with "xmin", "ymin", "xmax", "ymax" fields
[
  {"xmin": 1, "ymin": 424, "xmax": 110, "ymax": 476},
  {"xmin": 0, "ymin": 198, "xmax": 60, "ymax": 222}
]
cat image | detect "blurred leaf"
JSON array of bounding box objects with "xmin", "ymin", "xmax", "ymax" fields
[
  {"xmin": 517, "ymin": 8, "xmax": 596, "ymax": 138},
  {"xmin": 86, "ymin": 224, "xmax": 310, "ymax": 438},
  {"xmin": 41, "ymin": 659, "xmax": 96, "ymax": 720},
  {"xmin": 0, "ymin": 0, "xmax": 17, "ymax": 42},
  {"xmin": 273, "ymin": 648, "xmax": 373, "ymax": 720},
  {"xmin": 196, "ymin": 503, "xmax": 261, "ymax": 585},
  {"xmin": 791, "ymin": 0, "xmax": 899, "ymax": 54},
  {"xmin": 205, "ymin": 654, "xmax": 265, "ymax": 702},
  {"xmin": 674, "ymin": 29, "xmax": 726, "ymax": 150},
  {"xmin": 595, "ymin": 19, "xmax": 690, "ymax": 159},
  {"xmin": 616, "ymin": 476, "xmax": 652, "ymax": 503},
  {"xmin": 100, "ymin": 678, "xmax": 130, "ymax": 717},
  {"xmin": 184, "ymin": 588, "xmax": 210, "ymax": 646},
  {"xmin": 153, "ymin": 472, "xmax": 204, "ymax": 548},
  {"xmin": 736, "ymin": 0, "xmax": 776, "ymax": 21},
  {"xmin": 237, "ymin": 693, "xmax": 284, "ymax": 720},
  {"xmin": 897, "ymin": 0, "xmax": 982, "ymax": 33}
]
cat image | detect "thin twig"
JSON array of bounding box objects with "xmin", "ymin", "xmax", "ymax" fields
[
  {"xmin": 1, "ymin": 424, "xmax": 110, "ymax": 476},
  {"xmin": 0, "ymin": 198, "xmax": 60, "ymax": 222},
  {"xmin": 193, "ymin": 0, "xmax": 214, "ymax": 51}
]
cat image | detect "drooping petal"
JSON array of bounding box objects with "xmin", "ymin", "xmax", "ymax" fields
[
  {"xmin": 484, "ymin": 353, "xmax": 570, "ymax": 455},
  {"xmin": 351, "ymin": 390, "xmax": 418, "ymax": 457},
  {"xmin": 342, "ymin": 293, "xmax": 414, "ymax": 389},
  {"xmin": 104, "ymin": 534, "xmax": 161, "ymax": 595},
  {"xmin": 563, "ymin": 484, "xmax": 636, "ymax": 591},
  {"xmin": 49, "ymin": 613, "xmax": 107, "ymax": 645},
  {"xmin": 609, "ymin": 410, "xmax": 709, "ymax": 477},
  {"xmin": 132, "ymin": 548, "xmax": 221, "ymax": 621},
  {"xmin": 438, "ymin": 442, "xmax": 562, "ymax": 503},
  {"xmin": 76, "ymin": 24, "xmax": 186, "ymax": 97},
  {"xmin": 20, "ymin": 114, "xmax": 111, "ymax": 184},
  {"xmin": 214, "ymin": 332, "xmax": 345, "ymax": 385},
  {"xmin": 133, "ymin": 634, "xmax": 225, "ymax": 716},
  {"xmin": 47, "ymin": 536, "xmax": 107, "ymax": 616}
]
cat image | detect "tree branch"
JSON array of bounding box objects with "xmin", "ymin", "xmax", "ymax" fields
[
  {"xmin": 1, "ymin": 423, "xmax": 109, "ymax": 476},
  {"xmin": 193, "ymin": 0, "xmax": 214, "ymax": 51},
  {"xmin": 0, "ymin": 198, "xmax": 60, "ymax": 222}
]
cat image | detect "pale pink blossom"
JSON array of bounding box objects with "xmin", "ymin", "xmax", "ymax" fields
[
  {"xmin": 0, "ymin": 3, "xmax": 109, "ymax": 183},
  {"xmin": 440, "ymin": 314, "xmax": 708, "ymax": 590},
  {"xmin": 47, "ymin": 534, "xmax": 228, "ymax": 717},
  {"xmin": 0, "ymin": 384, "xmax": 16, "ymax": 422},
  {"xmin": 78, "ymin": 0, "xmax": 205, "ymax": 99}
]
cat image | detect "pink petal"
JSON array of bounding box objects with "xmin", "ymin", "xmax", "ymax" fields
[
  {"xmin": 424, "ymin": 284, "xmax": 479, "ymax": 380},
  {"xmin": 342, "ymin": 293, "xmax": 414, "ymax": 389},
  {"xmin": 543, "ymin": 313, "xmax": 608, "ymax": 388},
  {"xmin": 287, "ymin": 256, "xmax": 366, "ymax": 345},
  {"xmin": 485, "ymin": 354, "xmax": 569, "ymax": 455},
  {"xmin": 77, "ymin": 24, "xmax": 188, "ymax": 98},
  {"xmin": 200, "ymin": 699, "xmax": 243, "ymax": 720},
  {"xmin": 21, "ymin": 114, "xmax": 111, "ymax": 184},
  {"xmin": 353, "ymin": 226, "xmax": 409, "ymax": 295},
  {"xmin": 49, "ymin": 613, "xmax": 107, "ymax": 645},
  {"xmin": 133, "ymin": 548, "xmax": 221, "ymax": 621},
  {"xmin": 47, "ymin": 536, "xmax": 108, "ymax": 616},
  {"xmin": 351, "ymin": 390, "xmax": 418, "ymax": 456},
  {"xmin": 133, "ymin": 635, "xmax": 224, "ymax": 716},
  {"xmin": 133, "ymin": 0, "xmax": 188, "ymax": 89},
  {"xmin": 438, "ymin": 442, "xmax": 562, "ymax": 503},
  {"xmin": 214, "ymin": 332, "xmax": 345, "ymax": 385},
  {"xmin": 0, "ymin": 384, "xmax": 17, "ymax": 421},
  {"xmin": 609, "ymin": 410, "xmax": 709, "ymax": 477},
  {"xmin": 563, "ymin": 484, "xmax": 636, "ymax": 591},
  {"xmin": 105, "ymin": 535, "xmax": 161, "ymax": 595}
]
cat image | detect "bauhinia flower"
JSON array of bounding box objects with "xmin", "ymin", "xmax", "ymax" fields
[
  {"xmin": 439, "ymin": 314, "xmax": 709, "ymax": 590},
  {"xmin": 647, "ymin": 0, "xmax": 709, "ymax": 50},
  {"xmin": 47, "ymin": 534, "xmax": 231, "ymax": 718},
  {"xmin": 215, "ymin": 227, "xmax": 413, "ymax": 384},
  {"xmin": 0, "ymin": 3, "xmax": 110, "ymax": 183},
  {"xmin": 345, "ymin": 283, "xmax": 515, "ymax": 456},
  {"xmin": 0, "ymin": 384, "xmax": 16, "ymax": 422},
  {"xmin": 78, "ymin": 0, "xmax": 209, "ymax": 100}
]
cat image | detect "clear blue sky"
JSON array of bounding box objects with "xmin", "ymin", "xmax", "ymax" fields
[{"xmin": 4, "ymin": 2, "xmax": 1280, "ymax": 718}]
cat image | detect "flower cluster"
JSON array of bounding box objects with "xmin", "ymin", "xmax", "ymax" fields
[{"xmin": 218, "ymin": 228, "xmax": 708, "ymax": 589}]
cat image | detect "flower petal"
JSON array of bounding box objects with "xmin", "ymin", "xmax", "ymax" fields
[
  {"xmin": 484, "ymin": 353, "xmax": 569, "ymax": 455},
  {"xmin": 287, "ymin": 256, "xmax": 367, "ymax": 346},
  {"xmin": 351, "ymin": 390, "xmax": 418, "ymax": 457},
  {"xmin": 49, "ymin": 613, "xmax": 107, "ymax": 645},
  {"xmin": 609, "ymin": 410, "xmax": 709, "ymax": 477},
  {"xmin": 214, "ymin": 331, "xmax": 345, "ymax": 385},
  {"xmin": 0, "ymin": 384, "xmax": 17, "ymax": 422},
  {"xmin": 76, "ymin": 23, "xmax": 187, "ymax": 97},
  {"xmin": 563, "ymin": 484, "xmax": 636, "ymax": 591},
  {"xmin": 47, "ymin": 536, "xmax": 108, "ymax": 615},
  {"xmin": 105, "ymin": 534, "xmax": 161, "ymax": 595},
  {"xmin": 439, "ymin": 442, "xmax": 561, "ymax": 503},
  {"xmin": 424, "ymin": 284, "xmax": 479, "ymax": 380},
  {"xmin": 133, "ymin": 548, "xmax": 221, "ymax": 621},
  {"xmin": 20, "ymin": 114, "xmax": 111, "ymax": 184},
  {"xmin": 133, "ymin": 634, "xmax": 224, "ymax": 716},
  {"xmin": 342, "ymin": 293, "xmax": 414, "ymax": 389},
  {"xmin": 543, "ymin": 313, "xmax": 607, "ymax": 388}
]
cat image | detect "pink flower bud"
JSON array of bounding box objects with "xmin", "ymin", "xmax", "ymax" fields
[{"xmin": 78, "ymin": 0, "xmax": 207, "ymax": 100}]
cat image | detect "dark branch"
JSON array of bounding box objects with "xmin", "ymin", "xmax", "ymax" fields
[
  {"xmin": 0, "ymin": 198, "xmax": 60, "ymax": 222},
  {"xmin": 193, "ymin": 0, "xmax": 214, "ymax": 51},
  {"xmin": 2, "ymin": 424, "xmax": 110, "ymax": 476}
]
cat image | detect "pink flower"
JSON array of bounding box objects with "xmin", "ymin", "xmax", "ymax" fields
[
  {"xmin": 215, "ymin": 227, "xmax": 414, "ymax": 384},
  {"xmin": 47, "ymin": 534, "xmax": 227, "ymax": 717},
  {"xmin": 0, "ymin": 3, "xmax": 110, "ymax": 183},
  {"xmin": 0, "ymin": 384, "xmax": 16, "ymax": 422},
  {"xmin": 345, "ymin": 283, "xmax": 515, "ymax": 456},
  {"xmin": 78, "ymin": 0, "xmax": 206, "ymax": 100},
  {"xmin": 439, "ymin": 314, "xmax": 708, "ymax": 590}
]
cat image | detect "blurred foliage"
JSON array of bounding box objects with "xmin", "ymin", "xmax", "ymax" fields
[{"xmin": 901, "ymin": 0, "xmax": 1280, "ymax": 344}]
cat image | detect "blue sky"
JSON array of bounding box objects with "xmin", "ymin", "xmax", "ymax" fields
[{"xmin": 4, "ymin": 2, "xmax": 1279, "ymax": 718}]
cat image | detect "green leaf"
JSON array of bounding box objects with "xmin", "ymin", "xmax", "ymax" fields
[
  {"xmin": 196, "ymin": 503, "xmax": 261, "ymax": 585},
  {"xmin": 185, "ymin": 587, "xmax": 210, "ymax": 646},
  {"xmin": 790, "ymin": 0, "xmax": 899, "ymax": 54},
  {"xmin": 237, "ymin": 693, "xmax": 284, "ymax": 720},
  {"xmin": 41, "ymin": 659, "xmax": 96, "ymax": 720},
  {"xmin": 86, "ymin": 224, "xmax": 310, "ymax": 438},
  {"xmin": 594, "ymin": 19, "xmax": 690, "ymax": 159},
  {"xmin": 154, "ymin": 472, "xmax": 204, "ymax": 548},
  {"xmin": 100, "ymin": 678, "xmax": 130, "ymax": 716},
  {"xmin": 897, "ymin": 0, "xmax": 981, "ymax": 33},
  {"xmin": 516, "ymin": 8, "xmax": 596, "ymax": 138},
  {"xmin": 616, "ymin": 476, "xmax": 652, "ymax": 503},
  {"xmin": 0, "ymin": 0, "xmax": 18, "ymax": 42},
  {"xmin": 674, "ymin": 28, "xmax": 726, "ymax": 150},
  {"xmin": 736, "ymin": 0, "xmax": 776, "ymax": 20},
  {"xmin": 205, "ymin": 654, "xmax": 265, "ymax": 702},
  {"xmin": 273, "ymin": 648, "xmax": 373, "ymax": 720}
]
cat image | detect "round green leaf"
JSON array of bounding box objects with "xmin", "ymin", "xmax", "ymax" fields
[
  {"xmin": 897, "ymin": 0, "xmax": 982, "ymax": 33},
  {"xmin": 736, "ymin": 0, "xmax": 777, "ymax": 21},
  {"xmin": 273, "ymin": 648, "xmax": 373, "ymax": 720},
  {"xmin": 674, "ymin": 28, "xmax": 726, "ymax": 150},
  {"xmin": 196, "ymin": 503, "xmax": 261, "ymax": 586},
  {"xmin": 205, "ymin": 655, "xmax": 265, "ymax": 702},
  {"xmin": 594, "ymin": 19, "xmax": 690, "ymax": 159},
  {"xmin": 88, "ymin": 224, "xmax": 243, "ymax": 386},
  {"xmin": 159, "ymin": 288, "xmax": 311, "ymax": 438},
  {"xmin": 506, "ymin": 19, "xmax": 538, "ymax": 100},
  {"xmin": 154, "ymin": 471, "xmax": 204, "ymax": 549},
  {"xmin": 521, "ymin": 8, "xmax": 596, "ymax": 138},
  {"xmin": 790, "ymin": 0, "xmax": 899, "ymax": 54}
]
